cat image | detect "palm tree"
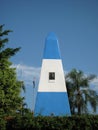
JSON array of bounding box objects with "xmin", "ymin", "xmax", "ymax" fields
[{"xmin": 65, "ymin": 69, "xmax": 98, "ymax": 115}]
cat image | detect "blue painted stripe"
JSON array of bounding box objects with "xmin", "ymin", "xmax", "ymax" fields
[
  {"xmin": 43, "ymin": 32, "xmax": 61, "ymax": 59},
  {"xmin": 34, "ymin": 92, "xmax": 71, "ymax": 116}
]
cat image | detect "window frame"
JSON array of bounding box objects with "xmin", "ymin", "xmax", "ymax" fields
[{"xmin": 49, "ymin": 72, "xmax": 55, "ymax": 82}]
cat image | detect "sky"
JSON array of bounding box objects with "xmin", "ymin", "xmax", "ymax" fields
[{"xmin": 0, "ymin": 0, "xmax": 98, "ymax": 112}]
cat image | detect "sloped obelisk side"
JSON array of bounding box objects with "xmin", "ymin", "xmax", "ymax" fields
[{"xmin": 34, "ymin": 32, "xmax": 71, "ymax": 116}]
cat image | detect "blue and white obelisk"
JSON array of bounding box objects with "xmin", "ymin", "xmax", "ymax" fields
[{"xmin": 34, "ymin": 32, "xmax": 71, "ymax": 116}]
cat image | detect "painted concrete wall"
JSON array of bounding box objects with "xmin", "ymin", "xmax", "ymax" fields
[
  {"xmin": 34, "ymin": 59, "xmax": 71, "ymax": 116},
  {"xmin": 38, "ymin": 59, "xmax": 67, "ymax": 92},
  {"xmin": 34, "ymin": 32, "xmax": 71, "ymax": 116},
  {"xmin": 34, "ymin": 92, "xmax": 70, "ymax": 116}
]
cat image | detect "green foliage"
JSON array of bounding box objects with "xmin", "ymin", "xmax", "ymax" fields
[
  {"xmin": 0, "ymin": 109, "xmax": 6, "ymax": 130},
  {"xmin": 6, "ymin": 114, "xmax": 98, "ymax": 130},
  {"xmin": 66, "ymin": 69, "xmax": 98, "ymax": 115},
  {"xmin": 0, "ymin": 60, "xmax": 24, "ymax": 114},
  {"xmin": 0, "ymin": 25, "xmax": 20, "ymax": 59},
  {"xmin": 6, "ymin": 109, "xmax": 33, "ymax": 130},
  {"xmin": 0, "ymin": 25, "xmax": 25, "ymax": 129}
]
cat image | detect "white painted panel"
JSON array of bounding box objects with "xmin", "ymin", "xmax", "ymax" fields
[{"xmin": 38, "ymin": 59, "xmax": 67, "ymax": 92}]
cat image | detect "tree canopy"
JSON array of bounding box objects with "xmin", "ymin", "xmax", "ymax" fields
[
  {"xmin": 66, "ymin": 69, "xmax": 98, "ymax": 115},
  {"xmin": 0, "ymin": 25, "xmax": 24, "ymax": 116}
]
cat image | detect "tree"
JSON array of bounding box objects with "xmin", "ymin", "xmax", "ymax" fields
[
  {"xmin": 0, "ymin": 25, "xmax": 24, "ymax": 117},
  {"xmin": 66, "ymin": 69, "xmax": 98, "ymax": 115}
]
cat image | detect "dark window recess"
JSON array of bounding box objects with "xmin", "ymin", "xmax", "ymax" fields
[{"xmin": 49, "ymin": 72, "xmax": 55, "ymax": 80}]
